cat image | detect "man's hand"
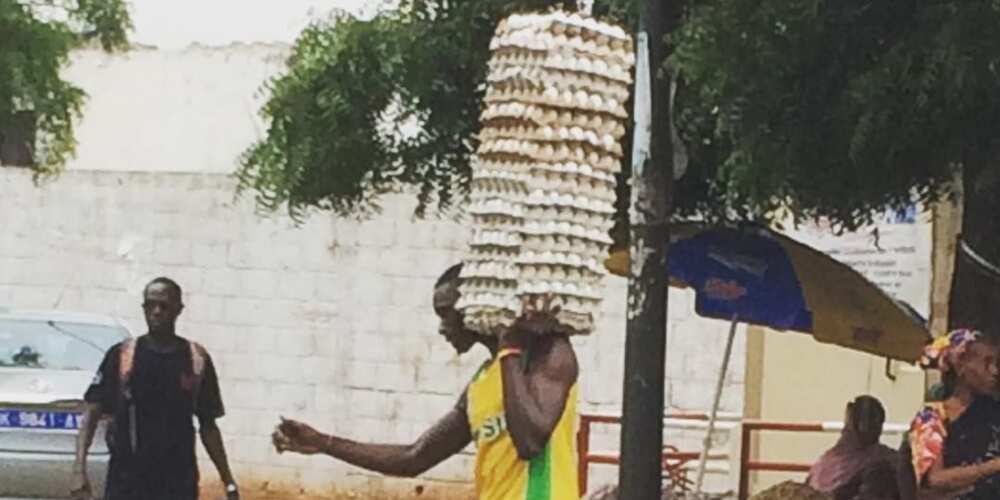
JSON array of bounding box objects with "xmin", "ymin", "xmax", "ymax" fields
[
  {"xmin": 987, "ymin": 457, "xmax": 1000, "ymax": 475},
  {"xmin": 273, "ymin": 417, "xmax": 326, "ymax": 455},
  {"xmin": 505, "ymin": 294, "xmax": 574, "ymax": 349},
  {"xmin": 69, "ymin": 470, "xmax": 92, "ymax": 500}
]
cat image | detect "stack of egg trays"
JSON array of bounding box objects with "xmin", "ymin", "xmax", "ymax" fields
[{"xmin": 458, "ymin": 11, "xmax": 634, "ymax": 336}]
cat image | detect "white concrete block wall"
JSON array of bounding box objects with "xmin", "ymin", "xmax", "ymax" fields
[
  {"xmin": 62, "ymin": 45, "xmax": 290, "ymax": 174},
  {"xmin": 0, "ymin": 169, "xmax": 745, "ymax": 497}
]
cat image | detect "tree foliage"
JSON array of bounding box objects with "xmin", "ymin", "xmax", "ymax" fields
[
  {"xmin": 672, "ymin": 0, "xmax": 1000, "ymax": 232},
  {"xmin": 237, "ymin": 0, "xmax": 636, "ymax": 220},
  {"xmin": 239, "ymin": 0, "xmax": 999, "ymax": 238},
  {"xmin": 0, "ymin": 0, "xmax": 131, "ymax": 174}
]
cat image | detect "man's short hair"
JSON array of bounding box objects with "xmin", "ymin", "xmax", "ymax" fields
[
  {"xmin": 436, "ymin": 264, "xmax": 463, "ymax": 289},
  {"xmin": 145, "ymin": 277, "xmax": 183, "ymax": 304}
]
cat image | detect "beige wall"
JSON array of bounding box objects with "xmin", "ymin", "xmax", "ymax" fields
[{"xmin": 745, "ymin": 331, "xmax": 924, "ymax": 492}]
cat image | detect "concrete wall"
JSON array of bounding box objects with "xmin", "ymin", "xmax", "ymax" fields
[
  {"xmin": 0, "ymin": 166, "xmax": 745, "ymax": 498},
  {"xmin": 122, "ymin": 0, "xmax": 373, "ymax": 49},
  {"xmin": 61, "ymin": 45, "xmax": 289, "ymax": 174},
  {"xmin": 745, "ymin": 330, "xmax": 925, "ymax": 492}
]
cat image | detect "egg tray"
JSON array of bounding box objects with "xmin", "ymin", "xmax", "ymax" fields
[{"xmin": 458, "ymin": 9, "xmax": 633, "ymax": 337}]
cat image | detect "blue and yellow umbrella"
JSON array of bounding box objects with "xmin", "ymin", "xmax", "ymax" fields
[
  {"xmin": 605, "ymin": 224, "xmax": 932, "ymax": 492},
  {"xmin": 605, "ymin": 224, "xmax": 931, "ymax": 362}
]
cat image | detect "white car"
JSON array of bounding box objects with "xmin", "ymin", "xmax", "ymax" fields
[{"xmin": 0, "ymin": 309, "xmax": 131, "ymax": 499}]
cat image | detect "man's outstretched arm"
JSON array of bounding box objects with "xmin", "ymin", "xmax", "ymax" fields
[{"xmin": 274, "ymin": 407, "xmax": 472, "ymax": 478}]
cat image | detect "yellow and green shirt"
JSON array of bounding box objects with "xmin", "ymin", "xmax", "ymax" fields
[{"xmin": 466, "ymin": 356, "xmax": 580, "ymax": 500}]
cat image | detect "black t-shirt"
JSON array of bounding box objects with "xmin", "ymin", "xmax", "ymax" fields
[
  {"xmin": 85, "ymin": 335, "xmax": 224, "ymax": 500},
  {"xmin": 942, "ymin": 396, "xmax": 1000, "ymax": 500}
]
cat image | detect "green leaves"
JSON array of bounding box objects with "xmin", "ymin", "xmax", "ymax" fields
[
  {"xmin": 75, "ymin": 0, "xmax": 132, "ymax": 50},
  {"xmin": 237, "ymin": 0, "xmax": 638, "ymax": 222},
  {"xmin": 672, "ymin": 0, "xmax": 999, "ymax": 230},
  {"xmin": 238, "ymin": 13, "xmax": 403, "ymax": 219},
  {"xmin": 0, "ymin": 0, "xmax": 130, "ymax": 175},
  {"xmin": 240, "ymin": 0, "xmax": 998, "ymax": 238}
]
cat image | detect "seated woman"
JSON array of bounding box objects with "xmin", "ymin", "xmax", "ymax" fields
[
  {"xmin": 907, "ymin": 329, "xmax": 1000, "ymax": 499},
  {"xmin": 807, "ymin": 395, "xmax": 899, "ymax": 499}
]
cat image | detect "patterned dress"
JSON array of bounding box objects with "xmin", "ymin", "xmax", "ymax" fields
[{"xmin": 909, "ymin": 397, "xmax": 1000, "ymax": 499}]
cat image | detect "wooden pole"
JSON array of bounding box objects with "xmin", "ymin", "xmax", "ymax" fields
[{"xmin": 617, "ymin": 0, "xmax": 677, "ymax": 497}]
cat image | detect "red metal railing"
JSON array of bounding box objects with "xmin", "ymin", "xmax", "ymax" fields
[
  {"xmin": 577, "ymin": 415, "xmax": 870, "ymax": 500},
  {"xmin": 576, "ymin": 413, "xmax": 733, "ymax": 496},
  {"xmin": 736, "ymin": 421, "xmax": 822, "ymax": 500},
  {"xmin": 577, "ymin": 413, "xmax": 621, "ymax": 494}
]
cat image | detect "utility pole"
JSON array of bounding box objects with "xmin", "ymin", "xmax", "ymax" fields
[{"xmin": 617, "ymin": 0, "xmax": 679, "ymax": 497}]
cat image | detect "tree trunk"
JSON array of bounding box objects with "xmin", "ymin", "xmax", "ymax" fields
[
  {"xmin": 948, "ymin": 164, "xmax": 1000, "ymax": 334},
  {"xmin": 617, "ymin": 1, "xmax": 682, "ymax": 498}
]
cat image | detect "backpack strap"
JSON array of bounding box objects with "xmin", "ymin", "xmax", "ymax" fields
[
  {"xmin": 190, "ymin": 341, "xmax": 206, "ymax": 377},
  {"xmin": 118, "ymin": 339, "xmax": 137, "ymax": 394},
  {"xmin": 189, "ymin": 341, "xmax": 208, "ymax": 412},
  {"xmin": 116, "ymin": 338, "xmax": 139, "ymax": 454},
  {"xmin": 115, "ymin": 338, "xmax": 210, "ymax": 447}
]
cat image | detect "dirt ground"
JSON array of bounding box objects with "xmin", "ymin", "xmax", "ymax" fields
[{"xmin": 201, "ymin": 480, "xmax": 476, "ymax": 500}]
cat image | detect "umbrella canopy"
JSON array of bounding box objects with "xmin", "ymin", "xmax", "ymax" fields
[
  {"xmin": 604, "ymin": 224, "xmax": 931, "ymax": 363},
  {"xmin": 605, "ymin": 224, "xmax": 932, "ymax": 494}
]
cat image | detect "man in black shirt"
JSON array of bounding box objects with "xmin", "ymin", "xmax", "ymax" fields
[{"xmin": 71, "ymin": 277, "xmax": 239, "ymax": 500}]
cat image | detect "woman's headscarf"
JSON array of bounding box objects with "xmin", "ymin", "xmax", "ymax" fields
[
  {"xmin": 807, "ymin": 396, "xmax": 896, "ymax": 494},
  {"xmin": 919, "ymin": 328, "xmax": 982, "ymax": 374}
]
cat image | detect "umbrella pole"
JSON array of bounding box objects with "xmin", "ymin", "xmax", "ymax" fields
[{"xmin": 694, "ymin": 315, "xmax": 739, "ymax": 494}]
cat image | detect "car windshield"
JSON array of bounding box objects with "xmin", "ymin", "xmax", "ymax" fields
[{"xmin": 0, "ymin": 319, "xmax": 128, "ymax": 371}]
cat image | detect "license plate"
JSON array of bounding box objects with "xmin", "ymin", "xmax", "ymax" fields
[{"xmin": 0, "ymin": 409, "xmax": 81, "ymax": 430}]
